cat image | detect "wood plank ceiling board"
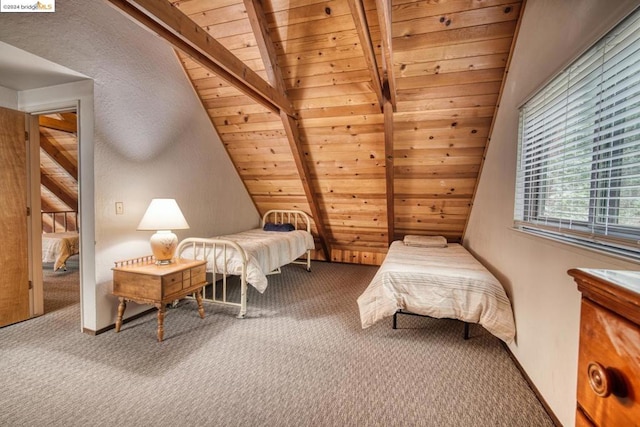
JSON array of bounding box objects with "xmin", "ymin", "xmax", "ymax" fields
[
  {"xmin": 174, "ymin": 62, "xmax": 317, "ymax": 249},
  {"xmin": 263, "ymin": 0, "xmax": 389, "ymax": 261},
  {"xmin": 244, "ymin": 0, "xmax": 332, "ymax": 259},
  {"xmin": 171, "ymin": 3, "xmax": 305, "ymax": 255},
  {"xmin": 159, "ymin": 0, "xmax": 327, "ymax": 258},
  {"xmin": 122, "ymin": 0, "xmax": 525, "ymax": 265},
  {"xmin": 390, "ymin": 0, "xmax": 523, "ymax": 241}
]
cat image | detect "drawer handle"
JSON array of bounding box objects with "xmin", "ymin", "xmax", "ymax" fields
[{"xmin": 587, "ymin": 362, "xmax": 611, "ymax": 398}]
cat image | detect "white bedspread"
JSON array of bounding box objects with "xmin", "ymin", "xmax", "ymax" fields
[
  {"xmin": 357, "ymin": 241, "xmax": 516, "ymax": 343},
  {"xmin": 42, "ymin": 232, "xmax": 79, "ymax": 271},
  {"xmin": 180, "ymin": 228, "xmax": 315, "ymax": 293}
]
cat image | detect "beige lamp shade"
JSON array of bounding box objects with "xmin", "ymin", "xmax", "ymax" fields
[{"xmin": 137, "ymin": 199, "xmax": 189, "ymax": 264}]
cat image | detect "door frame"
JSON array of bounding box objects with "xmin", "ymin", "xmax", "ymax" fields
[
  {"xmin": 20, "ymin": 80, "xmax": 95, "ymax": 332},
  {"xmin": 28, "ymin": 107, "xmax": 79, "ymax": 317},
  {"xmin": 27, "ymin": 113, "xmax": 43, "ymax": 317}
]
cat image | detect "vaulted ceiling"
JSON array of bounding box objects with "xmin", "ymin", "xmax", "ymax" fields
[{"xmin": 107, "ymin": 0, "xmax": 524, "ymax": 264}]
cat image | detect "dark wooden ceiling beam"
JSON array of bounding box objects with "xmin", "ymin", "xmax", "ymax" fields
[
  {"xmin": 107, "ymin": 0, "xmax": 294, "ymax": 116},
  {"xmin": 40, "ymin": 133, "xmax": 78, "ymax": 180},
  {"xmin": 375, "ymin": 0, "xmax": 397, "ymax": 109},
  {"xmin": 41, "ymin": 174, "xmax": 77, "ymax": 211},
  {"xmin": 384, "ymin": 98, "xmax": 395, "ymax": 244},
  {"xmin": 39, "ymin": 115, "xmax": 77, "ymax": 133},
  {"xmin": 348, "ymin": 0, "xmax": 384, "ymax": 109},
  {"xmin": 244, "ymin": 0, "xmax": 331, "ymax": 260},
  {"xmin": 280, "ymin": 111, "xmax": 331, "ymax": 259}
]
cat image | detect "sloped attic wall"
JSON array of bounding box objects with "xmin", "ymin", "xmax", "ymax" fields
[
  {"xmin": 464, "ymin": 0, "xmax": 640, "ymax": 424},
  {"xmin": 154, "ymin": 0, "xmax": 523, "ymax": 265}
]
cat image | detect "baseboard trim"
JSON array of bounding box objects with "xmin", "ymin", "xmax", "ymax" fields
[
  {"xmin": 82, "ymin": 308, "xmax": 156, "ymax": 336},
  {"xmin": 501, "ymin": 342, "xmax": 563, "ymax": 426}
]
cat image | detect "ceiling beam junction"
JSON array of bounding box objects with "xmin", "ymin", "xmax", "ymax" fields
[
  {"xmin": 375, "ymin": 0, "xmax": 397, "ymax": 109},
  {"xmin": 348, "ymin": 0, "xmax": 384, "ymax": 110},
  {"xmin": 107, "ymin": 0, "xmax": 294, "ymax": 116}
]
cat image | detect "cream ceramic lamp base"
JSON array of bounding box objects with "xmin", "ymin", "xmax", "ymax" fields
[{"xmin": 149, "ymin": 230, "xmax": 178, "ymax": 264}]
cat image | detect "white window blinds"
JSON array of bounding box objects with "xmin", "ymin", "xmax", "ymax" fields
[{"xmin": 515, "ymin": 8, "xmax": 640, "ymax": 259}]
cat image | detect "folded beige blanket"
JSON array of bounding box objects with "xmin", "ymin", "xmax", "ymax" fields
[{"xmin": 403, "ymin": 235, "xmax": 448, "ymax": 248}]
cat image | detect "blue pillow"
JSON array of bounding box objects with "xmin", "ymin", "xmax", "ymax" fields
[{"xmin": 263, "ymin": 222, "xmax": 295, "ymax": 232}]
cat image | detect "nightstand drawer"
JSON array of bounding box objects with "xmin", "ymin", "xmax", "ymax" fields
[
  {"xmin": 164, "ymin": 279, "xmax": 184, "ymax": 296},
  {"xmin": 191, "ymin": 265, "xmax": 206, "ymax": 283},
  {"xmin": 162, "ymin": 271, "xmax": 183, "ymax": 287}
]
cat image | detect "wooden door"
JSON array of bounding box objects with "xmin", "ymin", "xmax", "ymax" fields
[{"xmin": 0, "ymin": 106, "xmax": 30, "ymax": 327}]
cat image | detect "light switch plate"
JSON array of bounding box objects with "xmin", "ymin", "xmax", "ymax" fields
[{"xmin": 115, "ymin": 202, "xmax": 124, "ymax": 215}]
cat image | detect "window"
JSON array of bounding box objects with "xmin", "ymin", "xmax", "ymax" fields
[{"xmin": 515, "ymin": 8, "xmax": 640, "ymax": 260}]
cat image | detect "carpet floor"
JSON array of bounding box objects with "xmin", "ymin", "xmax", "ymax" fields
[{"xmin": 0, "ymin": 258, "xmax": 553, "ymax": 426}]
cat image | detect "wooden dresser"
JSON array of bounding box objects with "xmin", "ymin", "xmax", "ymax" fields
[{"xmin": 568, "ymin": 268, "xmax": 640, "ymax": 426}]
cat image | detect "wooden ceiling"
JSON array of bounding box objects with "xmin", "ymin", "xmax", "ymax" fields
[
  {"xmin": 39, "ymin": 113, "xmax": 79, "ymax": 233},
  {"xmin": 108, "ymin": 0, "xmax": 524, "ymax": 265}
]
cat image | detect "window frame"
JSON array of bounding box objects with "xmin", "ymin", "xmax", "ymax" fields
[{"xmin": 514, "ymin": 7, "xmax": 640, "ymax": 261}]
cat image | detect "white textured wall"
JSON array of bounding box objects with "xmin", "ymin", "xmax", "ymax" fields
[
  {"xmin": 0, "ymin": 0, "xmax": 258, "ymax": 330},
  {"xmin": 464, "ymin": 0, "xmax": 640, "ymax": 424},
  {"xmin": 0, "ymin": 85, "xmax": 18, "ymax": 109}
]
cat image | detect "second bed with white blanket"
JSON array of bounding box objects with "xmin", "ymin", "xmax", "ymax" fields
[
  {"xmin": 357, "ymin": 241, "xmax": 516, "ymax": 343},
  {"xmin": 177, "ymin": 210, "xmax": 315, "ymax": 318}
]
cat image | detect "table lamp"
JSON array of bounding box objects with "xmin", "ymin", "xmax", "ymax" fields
[{"xmin": 137, "ymin": 198, "xmax": 190, "ymax": 264}]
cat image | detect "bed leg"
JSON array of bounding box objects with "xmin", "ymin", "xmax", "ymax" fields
[
  {"xmin": 464, "ymin": 322, "xmax": 470, "ymax": 340},
  {"xmin": 306, "ymin": 250, "xmax": 311, "ymax": 272},
  {"xmin": 393, "ymin": 312, "xmax": 398, "ymax": 329},
  {"xmin": 237, "ymin": 275, "xmax": 247, "ymax": 319}
]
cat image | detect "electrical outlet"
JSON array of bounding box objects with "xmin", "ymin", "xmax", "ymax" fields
[{"xmin": 115, "ymin": 202, "xmax": 124, "ymax": 215}]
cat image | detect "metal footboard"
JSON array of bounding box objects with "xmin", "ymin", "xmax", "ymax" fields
[
  {"xmin": 262, "ymin": 209, "xmax": 313, "ymax": 272},
  {"xmin": 176, "ymin": 210, "xmax": 314, "ymax": 318},
  {"xmin": 176, "ymin": 237, "xmax": 249, "ymax": 318}
]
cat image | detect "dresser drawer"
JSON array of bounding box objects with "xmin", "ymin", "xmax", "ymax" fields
[
  {"xmin": 575, "ymin": 408, "xmax": 594, "ymax": 427},
  {"xmin": 577, "ymin": 298, "xmax": 640, "ymax": 426}
]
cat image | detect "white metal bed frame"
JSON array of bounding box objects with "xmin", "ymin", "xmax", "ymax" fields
[{"xmin": 176, "ymin": 209, "xmax": 313, "ymax": 318}]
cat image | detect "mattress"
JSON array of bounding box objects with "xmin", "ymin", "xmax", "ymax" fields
[
  {"xmin": 179, "ymin": 228, "xmax": 315, "ymax": 293},
  {"xmin": 357, "ymin": 241, "xmax": 516, "ymax": 343}
]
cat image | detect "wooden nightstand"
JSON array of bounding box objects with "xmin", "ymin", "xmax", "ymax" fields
[{"xmin": 112, "ymin": 256, "xmax": 207, "ymax": 342}]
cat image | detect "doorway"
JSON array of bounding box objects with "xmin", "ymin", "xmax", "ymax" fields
[
  {"xmin": 0, "ymin": 42, "xmax": 95, "ymax": 330},
  {"xmin": 37, "ymin": 111, "xmax": 81, "ymax": 316}
]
